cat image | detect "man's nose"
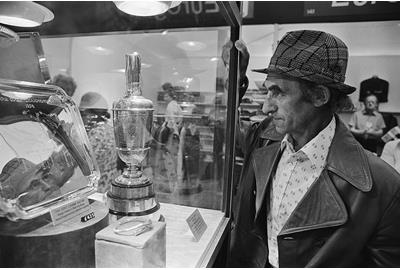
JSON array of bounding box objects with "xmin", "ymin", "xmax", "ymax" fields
[
  {"xmin": 41, "ymin": 180, "xmax": 52, "ymax": 191},
  {"xmin": 262, "ymin": 92, "xmax": 277, "ymax": 115}
]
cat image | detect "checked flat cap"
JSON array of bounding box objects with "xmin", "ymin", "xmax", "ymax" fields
[{"xmin": 253, "ymin": 30, "xmax": 356, "ymax": 94}]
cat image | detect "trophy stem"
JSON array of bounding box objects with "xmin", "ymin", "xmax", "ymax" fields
[{"xmin": 123, "ymin": 164, "xmax": 142, "ymax": 178}]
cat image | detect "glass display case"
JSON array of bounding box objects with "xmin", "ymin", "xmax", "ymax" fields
[
  {"xmin": 36, "ymin": 2, "xmax": 241, "ymax": 215},
  {"xmin": 1, "ymin": 2, "xmax": 242, "ymax": 267}
]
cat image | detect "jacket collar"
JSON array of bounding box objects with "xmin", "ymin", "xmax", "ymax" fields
[
  {"xmin": 252, "ymin": 114, "xmax": 373, "ymax": 233},
  {"xmin": 325, "ymin": 115, "xmax": 373, "ymax": 192}
]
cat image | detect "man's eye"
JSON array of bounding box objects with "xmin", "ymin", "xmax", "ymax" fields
[
  {"xmin": 268, "ymin": 87, "xmax": 282, "ymax": 96},
  {"xmin": 30, "ymin": 179, "xmax": 41, "ymax": 189}
]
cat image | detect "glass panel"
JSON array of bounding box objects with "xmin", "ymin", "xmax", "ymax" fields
[{"xmin": 41, "ymin": 26, "xmax": 231, "ymax": 210}]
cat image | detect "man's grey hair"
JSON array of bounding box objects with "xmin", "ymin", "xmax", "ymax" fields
[{"xmin": 298, "ymin": 79, "xmax": 354, "ymax": 113}]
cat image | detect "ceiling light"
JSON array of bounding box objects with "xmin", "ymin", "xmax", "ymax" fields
[
  {"xmin": 86, "ymin": 46, "xmax": 114, "ymax": 56},
  {"xmin": 210, "ymin": 57, "xmax": 219, "ymax": 62},
  {"xmin": 0, "ymin": 1, "xmax": 54, "ymax": 27},
  {"xmin": 114, "ymin": 1, "xmax": 171, "ymax": 17},
  {"xmin": 176, "ymin": 41, "xmax": 206, "ymax": 51}
]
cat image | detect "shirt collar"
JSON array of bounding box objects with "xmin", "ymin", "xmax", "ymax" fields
[
  {"xmin": 362, "ymin": 109, "xmax": 377, "ymax": 116},
  {"xmin": 280, "ymin": 116, "xmax": 336, "ymax": 167}
]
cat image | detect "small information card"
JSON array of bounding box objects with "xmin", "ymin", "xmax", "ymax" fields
[
  {"xmin": 186, "ymin": 208, "xmax": 207, "ymax": 242},
  {"xmin": 50, "ymin": 197, "xmax": 90, "ymax": 226}
]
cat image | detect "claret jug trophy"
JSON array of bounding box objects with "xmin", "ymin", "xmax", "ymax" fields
[{"xmin": 107, "ymin": 52, "xmax": 159, "ymax": 218}]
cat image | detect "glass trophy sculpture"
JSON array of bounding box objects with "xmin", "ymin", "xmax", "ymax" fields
[
  {"xmin": 107, "ymin": 52, "xmax": 160, "ymax": 216},
  {"xmin": 0, "ymin": 79, "xmax": 100, "ymax": 221}
]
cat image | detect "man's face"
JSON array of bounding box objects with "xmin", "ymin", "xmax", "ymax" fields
[
  {"xmin": 262, "ymin": 75, "xmax": 316, "ymax": 136},
  {"xmin": 365, "ymin": 95, "xmax": 378, "ymax": 111},
  {"xmin": 164, "ymin": 93, "xmax": 172, "ymax": 102}
]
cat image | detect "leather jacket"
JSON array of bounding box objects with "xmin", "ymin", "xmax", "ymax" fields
[{"xmin": 229, "ymin": 115, "xmax": 400, "ymax": 267}]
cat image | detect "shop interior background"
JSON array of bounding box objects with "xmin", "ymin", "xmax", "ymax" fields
[{"xmin": 42, "ymin": 20, "xmax": 400, "ymax": 122}]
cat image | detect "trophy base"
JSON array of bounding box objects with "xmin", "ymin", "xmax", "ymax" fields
[
  {"xmin": 107, "ymin": 193, "xmax": 160, "ymax": 216},
  {"xmin": 106, "ymin": 176, "xmax": 160, "ymax": 216}
]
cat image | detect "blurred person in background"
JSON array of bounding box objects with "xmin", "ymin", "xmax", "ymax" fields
[
  {"xmin": 50, "ymin": 74, "xmax": 77, "ymax": 97},
  {"xmin": 79, "ymin": 92, "xmax": 119, "ymax": 193},
  {"xmin": 381, "ymin": 133, "xmax": 400, "ymax": 173},
  {"xmin": 349, "ymin": 94, "xmax": 386, "ymax": 154},
  {"xmin": 162, "ymin": 83, "xmax": 183, "ymax": 137}
]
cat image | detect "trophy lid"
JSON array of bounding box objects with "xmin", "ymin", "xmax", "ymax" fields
[{"xmin": 113, "ymin": 52, "xmax": 153, "ymax": 111}]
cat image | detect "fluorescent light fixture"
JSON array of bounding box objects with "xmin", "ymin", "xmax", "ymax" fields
[
  {"xmin": 114, "ymin": 1, "xmax": 170, "ymax": 17},
  {"xmin": 176, "ymin": 41, "xmax": 206, "ymax": 51},
  {"xmin": 210, "ymin": 57, "xmax": 219, "ymax": 62},
  {"xmin": 86, "ymin": 46, "xmax": 114, "ymax": 56},
  {"xmin": 0, "ymin": 1, "xmax": 54, "ymax": 27}
]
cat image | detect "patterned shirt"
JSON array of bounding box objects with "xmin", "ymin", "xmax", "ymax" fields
[
  {"xmin": 267, "ymin": 117, "xmax": 336, "ymax": 267},
  {"xmin": 87, "ymin": 121, "xmax": 119, "ymax": 193}
]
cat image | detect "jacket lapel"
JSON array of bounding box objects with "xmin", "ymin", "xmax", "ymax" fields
[
  {"xmin": 252, "ymin": 142, "xmax": 281, "ymax": 221},
  {"xmin": 279, "ymin": 170, "xmax": 348, "ymax": 235},
  {"xmin": 280, "ymin": 117, "xmax": 373, "ymax": 234}
]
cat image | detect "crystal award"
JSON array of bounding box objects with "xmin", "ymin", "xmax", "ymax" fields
[
  {"xmin": 107, "ymin": 52, "xmax": 160, "ymax": 216},
  {"xmin": 0, "ymin": 78, "xmax": 100, "ymax": 221}
]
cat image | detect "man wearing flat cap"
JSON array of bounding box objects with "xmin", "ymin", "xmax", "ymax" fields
[{"xmin": 229, "ymin": 30, "xmax": 400, "ymax": 267}]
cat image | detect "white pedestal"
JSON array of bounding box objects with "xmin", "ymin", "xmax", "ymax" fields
[{"xmin": 95, "ymin": 219, "xmax": 166, "ymax": 268}]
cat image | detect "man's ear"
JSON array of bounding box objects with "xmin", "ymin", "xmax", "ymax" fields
[{"xmin": 311, "ymin": 85, "xmax": 330, "ymax": 107}]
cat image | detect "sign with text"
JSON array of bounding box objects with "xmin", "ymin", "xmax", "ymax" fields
[
  {"xmin": 50, "ymin": 197, "xmax": 90, "ymax": 226},
  {"xmin": 186, "ymin": 209, "xmax": 207, "ymax": 242},
  {"xmin": 304, "ymin": 1, "xmax": 400, "ymax": 17}
]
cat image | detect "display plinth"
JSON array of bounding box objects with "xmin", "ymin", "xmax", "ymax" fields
[
  {"xmin": 95, "ymin": 218, "xmax": 166, "ymax": 267},
  {"xmin": 0, "ymin": 200, "xmax": 108, "ymax": 267}
]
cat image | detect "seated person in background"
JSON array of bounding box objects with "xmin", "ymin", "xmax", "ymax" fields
[
  {"xmin": 381, "ymin": 133, "xmax": 400, "ymax": 173},
  {"xmin": 50, "ymin": 74, "xmax": 77, "ymax": 97},
  {"xmin": 349, "ymin": 94, "xmax": 386, "ymax": 154},
  {"xmin": 79, "ymin": 92, "xmax": 119, "ymax": 193}
]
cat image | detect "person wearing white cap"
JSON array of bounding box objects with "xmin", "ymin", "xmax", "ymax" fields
[
  {"xmin": 229, "ymin": 30, "xmax": 400, "ymax": 267},
  {"xmin": 79, "ymin": 92, "xmax": 119, "ymax": 193}
]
